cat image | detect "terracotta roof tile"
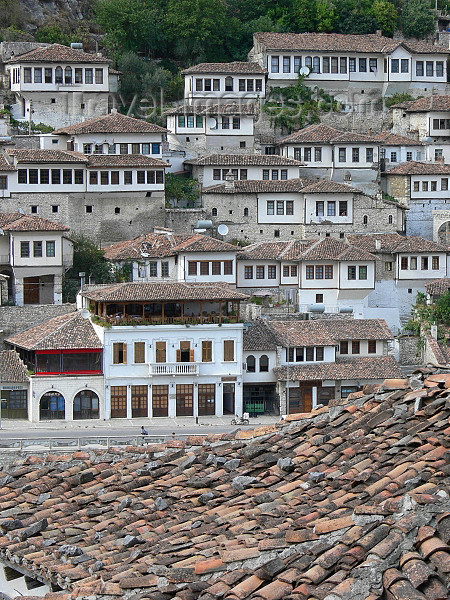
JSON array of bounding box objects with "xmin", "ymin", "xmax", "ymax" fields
[
  {"xmin": 202, "ymin": 178, "xmax": 310, "ymax": 193},
  {"xmin": 7, "ymin": 149, "xmax": 87, "ymax": 164},
  {"xmin": 0, "ymin": 213, "xmax": 69, "ymax": 232},
  {"xmin": 0, "ymin": 350, "xmax": 28, "ymax": 382},
  {"xmin": 386, "ymin": 161, "xmax": 450, "ymax": 175},
  {"xmin": 53, "ymin": 112, "xmax": 168, "ymax": 135},
  {"xmin": 347, "ymin": 233, "xmax": 449, "ymax": 254},
  {"xmin": 243, "ymin": 320, "xmax": 279, "ymax": 351},
  {"xmin": 6, "ymin": 43, "xmax": 110, "ymax": 63},
  {"xmin": 374, "ymin": 132, "xmax": 422, "ymax": 146},
  {"xmin": 164, "ymin": 102, "xmax": 259, "ymax": 116},
  {"xmin": 274, "ymin": 356, "xmax": 403, "ymax": 381},
  {"xmin": 186, "ymin": 154, "xmax": 303, "ymax": 166},
  {"xmin": 87, "ymin": 155, "xmax": 169, "ymax": 168},
  {"xmin": 279, "ymin": 123, "xmax": 378, "ymax": 145},
  {"xmin": 181, "ymin": 61, "xmax": 267, "ymax": 74},
  {"xmin": 424, "ymin": 278, "xmax": 450, "ymax": 297},
  {"xmin": 393, "ymin": 95, "xmax": 450, "ymax": 112}
]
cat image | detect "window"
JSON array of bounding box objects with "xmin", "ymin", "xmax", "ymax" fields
[
  {"xmin": 331, "ymin": 57, "xmax": 338, "ymax": 73},
  {"xmin": 366, "ymin": 148, "xmax": 373, "ymax": 162},
  {"xmin": 359, "ymin": 265, "xmax": 367, "ymax": 280},
  {"xmin": 100, "ymin": 171, "xmax": 108, "ymax": 185},
  {"xmin": 436, "ymin": 61, "xmax": 444, "ymax": 77},
  {"xmin": 286, "ymin": 201, "xmax": 294, "ymax": 215},
  {"xmin": 244, "ymin": 266, "xmax": 253, "ymax": 279},
  {"xmin": 283, "ymin": 266, "xmax": 289, "ymax": 277},
  {"xmin": 421, "ymin": 256, "xmax": 429, "ymax": 270},
  {"xmin": 34, "ymin": 67, "xmax": 42, "ymax": 83},
  {"xmin": 316, "ymin": 201, "xmax": 324, "ymax": 217},
  {"xmin": 40, "ymin": 169, "xmax": 49, "ymax": 184},
  {"xmin": 202, "ymin": 340, "xmax": 212, "ymax": 362},
  {"xmin": 391, "ymin": 59, "xmax": 399, "ymax": 73},
  {"xmin": 224, "ymin": 261, "xmax": 233, "ymax": 275},
  {"xmin": 95, "ymin": 69, "xmax": 103, "ymax": 84},
  {"xmin": 316, "ymin": 293, "xmax": 323, "ymax": 303},
  {"xmin": 340, "ymin": 57, "xmax": 347, "ymax": 73},
  {"xmin": 111, "ymin": 386, "xmax": 127, "ymax": 417},
  {"xmin": 246, "ymin": 355, "xmax": 255, "ymax": 372},
  {"xmin": 64, "ymin": 66, "xmax": 72, "ymax": 84},
  {"xmin": 268, "ymin": 265, "xmax": 276, "ymax": 279},
  {"xmin": 313, "ymin": 56, "xmax": 321, "ymax": 73},
  {"xmin": 340, "ymin": 340, "xmax": 348, "ymax": 354},
  {"xmin": 432, "ymin": 256, "xmax": 440, "ymax": 270},
  {"xmin": 271, "ymin": 56, "xmax": 279, "ymax": 73},
  {"xmin": 272, "ymin": 170, "xmax": 279, "ymax": 180},
  {"xmin": 416, "ymin": 61, "xmax": 424, "ymax": 76},
  {"xmin": 359, "ymin": 58, "xmax": 367, "ymax": 72},
  {"xmin": 199, "ymin": 263, "xmax": 211, "ymax": 277},
  {"xmin": 338, "ymin": 148, "xmax": 346, "ymax": 162},
  {"xmin": 294, "ymin": 148, "xmax": 301, "ymax": 160},
  {"xmin": 368, "ymin": 340, "xmax": 377, "ymax": 354},
  {"xmin": 223, "ymin": 340, "xmax": 234, "ymax": 361},
  {"xmin": 32, "ymin": 241, "xmax": 42, "ymax": 257},
  {"xmin": 352, "ymin": 148, "xmax": 360, "ymax": 163},
  {"xmin": 304, "ymin": 147, "xmax": 311, "ymax": 161},
  {"xmin": 23, "ymin": 67, "xmax": 32, "ymax": 83},
  {"xmin": 306, "ymin": 265, "xmax": 314, "ymax": 279},
  {"xmin": 74, "ymin": 170, "xmax": 84, "ymax": 185},
  {"xmin": 256, "ymin": 266, "xmax": 264, "ymax": 279},
  {"xmin": 339, "ymin": 201, "xmax": 348, "ymax": 216},
  {"xmin": 0, "ymin": 175, "xmax": 7, "ymax": 190},
  {"xmin": 149, "ymin": 262, "xmax": 157, "ymax": 277},
  {"xmin": 426, "ymin": 61, "xmax": 433, "ymax": 77},
  {"xmin": 263, "ymin": 169, "xmax": 270, "ymax": 180},
  {"xmin": 134, "ymin": 342, "xmax": 145, "ymax": 363},
  {"xmin": 406, "ymin": 151, "xmax": 412, "ymax": 162},
  {"xmin": 137, "ymin": 171, "xmax": 145, "ymax": 184},
  {"xmin": 85, "ymin": 205, "xmax": 93, "ymax": 213},
  {"xmin": 232, "ymin": 117, "xmax": 240, "ymax": 129},
  {"xmin": 348, "ymin": 266, "xmax": 357, "ymax": 280},
  {"xmin": 211, "ymin": 207, "xmax": 218, "ymax": 217},
  {"xmin": 85, "ymin": 68, "xmax": 93, "ymax": 84},
  {"xmin": 385, "ymin": 261, "xmax": 393, "ymax": 271},
  {"xmin": 349, "ymin": 58, "xmax": 356, "ymax": 72},
  {"xmin": 352, "ymin": 340, "xmax": 360, "ymax": 354},
  {"xmin": 305, "ymin": 56, "xmax": 312, "ymax": 69},
  {"xmin": 89, "ymin": 171, "xmax": 98, "ymax": 185},
  {"xmin": 274, "ymin": 230, "xmax": 280, "ymax": 238},
  {"xmin": 155, "ymin": 341, "xmax": 166, "ymax": 363},
  {"xmin": 315, "ymin": 147, "xmax": 322, "ymax": 162},
  {"xmin": 124, "ymin": 171, "xmax": 132, "ymax": 185},
  {"xmin": 401, "ymin": 256, "xmax": 408, "ymax": 270},
  {"xmin": 204, "ymin": 78, "xmax": 211, "ymax": 91},
  {"xmin": 267, "ymin": 200, "xmax": 274, "ymax": 215},
  {"xmin": 213, "ymin": 169, "xmax": 221, "ymax": 181},
  {"xmin": 255, "ymin": 79, "xmax": 262, "ymax": 91},
  {"xmin": 431, "ymin": 181, "xmax": 437, "ymax": 191},
  {"xmin": 222, "ymin": 116, "xmax": 230, "ymax": 129},
  {"xmin": 363, "ymin": 215, "xmax": 368, "ymax": 225},
  {"xmin": 327, "ymin": 201, "xmax": 336, "ymax": 216},
  {"xmin": 388, "ymin": 214, "xmax": 393, "ymax": 224},
  {"xmin": 294, "ymin": 56, "xmax": 302, "ymax": 73},
  {"xmin": 31, "ymin": 205, "xmax": 38, "ymax": 214},
  {"xmin": 20, "ymin": 241, "xmax": 30, "ymax": 258},
  {"xmin": 277, "ymin": 201, "xmax": 284, "ymax": 215},
  {"xmin": 45, "ymin": 68, "xmax": 52, "ymax": 83},
  {"xmin": 410, "ymin": 257, "xmax": 417, "ymax": 270},
  {"xmin": 61, "ymin": 169, "xmax": 72, "ymax": 185},
  {"xmin": 46, "ymin": 241, "xmax": 55, "ymax": 257},
  {"xmin": 113, "ymin": 342, "xmax": 127, "ymax": 364},
  {"xmin": 413, "ymin": 181, "xmax": 419, "ymax": 192},
  {"xmin": 260, "ymin": 355, "xmax": 269, "ymax": 372},
  {"xmin": 244, "ymin": 207, "xmax": 249, "ymax": 217},
  {"xmin": 225, "ymin": 76, "xmax": 233, "ymax": 91},
  {"xmin": 422, "ymin": 181, "xmax": 428, "ymax": 192},
  {"xmin": 325, "ymin": 265, "xmax": 333, "ymax": 279},
  {"xmin": 323, "ymin": 57, "xmax": 330, "ymax": 73},
  {"xmin": 315, "ymin": 266, "xmax": 324, "ymax": 279},
  {"xmin": 188, "ymin": 261, "xmax": 197, "ymax": 276},
  {"xmin": 75, "ymin": 68, "xmax": 82, "ymax": 83},
  {"xmin": 187, "ymin": 116, "xmax": 194, "ymax": 128},
  {"xmin": 401, "ymin": 59, "xmax": 409, "ymax": 73},
  {"xmin": 161, "ymin": 262, "xmax": 169, "ymax": 277},
  {"xmin": 283, "ymin": 56, "xmax": 291, "ymax": 73},
  {"xmin": 369, "ymin": 58, "xmax": 377, "ymax": 72}
]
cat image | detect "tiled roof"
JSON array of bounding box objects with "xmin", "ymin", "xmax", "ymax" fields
[
  {"xmin": 53, "ymin": 112, "xmax": 168, "ymax": 135},
  {"xmin": 0, "ymin": 213, "xmax": 69, "ymax": 231},
  {"xmin": 237, "ymin": 240, "xmax": 314, "ymax": 261},
  {"xmin": 1, "ymin": 368, "xmax": 449, "ymax": 599},
  {"xmin": 425, "ymin": 278, "xmax": 450, "ymax": 296},
  {"xmin": 104, "ymin": 232, "xmax": 240, "ymax": 260},
  {"xmin": 243, "ymin": 319, "xmax": 279, "ymax": 351},
  {"xmin": 87, "ymin": 155, "xmax": 169, "ymax": 168},
  {"xmin": 164, "ymin": 102, "xmax": 259, "ymax": 116},
  {"xmin": 392, "ymin": 94, "xmax": 450, "ymax": 112},
  {"xmin": 0, "ymin": 155, "xmax": 16, "ymax": 171},
  {"xmin": 5, "ymin": 43, "xmax": 110, "ymax": 64},
  {"xmin": 268, "ymin": 318, "xmax": 394, "ymax": 347},
  {"xmin": 185, "ymin": 154, "xmax": 303, "ymax": 166},
  {"xmin": 374, "ymin": 131, "xmax": 422, "ymax": 146},
  {"xmin": 7, "ymin": 149, "xmax": 87, "ymax": 164},
  {"xmin": 253, "ymin": 31, "xmax": 449, "ymax": 54},
  {"xmin": 386, "ymin": 161, "xmax": 450, "ymax": 175},
  {"xmin": 81, "ymin": 282, "xmax": 249, "ymax": 302},
  {"xmin": 181, "ymin": 61, "xmax": 267, "ymax": 74},
  {"xmin": 299, "ymin": 237, "xmax": 376, "ymax": 261},
  {"xmin": 202, "ymin": 178, "xmax": 311, "ymax": 193},
  {"xmin": 279, "ymin": 123, "xmax": 378, "ymax": 145},
  {"xmin": 274, "ymin": 355, "xmax": 403, "ymax": 380},
  {"xmin": 0, "ymin": 350, "xmax": 28, "ymax": 382},
  {"xmin": 348, "ymin": 233, "xmax": 449, "ymax": 254},
  {"xmin": 300, "ymin": 180, "xmax": 362, "ymax": 194},
  {"xmin": 5, "ymin": 312, "xmax": 102, "ymax": 351}
]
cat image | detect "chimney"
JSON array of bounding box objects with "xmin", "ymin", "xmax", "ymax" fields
[
  {"xmin": 111, "ymin": 108, "xmax": 118, "ymax": 114},
  {"xmin": 375, "ymin": 239, "xmax": 381, "ymax": 251},
  {"xmin": 376, "ymin": 30, "xmax": 382, "ymax": 37},
  {"xmin": 224, "ymin": 170, "xmax": 235, "ymax": 191},
  {"xmin": 153, "ymin": 226, "xmax": 174, "ymax": 235}
]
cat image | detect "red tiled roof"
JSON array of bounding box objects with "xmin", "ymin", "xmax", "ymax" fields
[
  {"xmin": 0, "ymin": 213, "xmax": 69, "ymax": 231},
  {"xmin": 81, "ymin": 282, "xmax": 249, "ymax": 302},
  {"xmin": 7, "ymin": 149, "xmax": 87, "ymax": 164},
  {"xmin": 53, "ymin": 112, "xmax": 168, "ymax": 135},
  {"xmin": 300, "ymin": 180, "xmax": 362, "ymax": 194},
  {"xmin": 243, "ymin": 319, "xmax": 279, "ymax": 351},
  {"xmin": 274, "ymin": 355, "xmax": 403, "ymax": 380},
  {"xmin": 0, "ymin": 350, "xmax": 28, "ymax": 382},
  {"xmin": 300, "ymin": 237, "xmax": 376, "ymax": 261},
  {"xmin": 202, "ymin": 178, "xmax": 311, "ymax": 193},
  {"xmin": 0, "ymin": 155, "xmax": 16, "ymax": 171},
  {"xmin": 237, "ymin": 240, "xmax": 314, "ymax": 261},
  {"xmin": 279, "ymin": 123, "xmax": 378, "ymax": 145},
  {"xmin": 164, "ymin": 102, "xmax": 259, "ymax": 116},
  {"xmin": 386, "ymin": 161, "xmax": 450, "ymax": 175},
  {"xmin": 424, "ymin": 278, "xmax": 450, "ymax": 296},
  {"xmin": 86, "ymin": 155, "xmax": 169, "ymax": 168},
  {"xmin": 374, "ymin": 132, "xmax": 422, "ymax": 146},
  {"xmin": 186, "ymin": 154, "xmax": 303, "ymax": 166},
  {"xmin": 5, "ymin": 312, "xmax": 101, "ymax": 351},
  {"xmin": 348, "ymin": 233, "xmax": 448, "ymax": 254},
  {"xmin": 181, "ymin": 61, "xmax": 267, "ymax": 74},
  {"xmin": 5, "ymin": 43, "xmax": 110, "ymax": 64},
  {"xmin": 392, "ymin": 95, "xmax": 450, "ymax": 112}
]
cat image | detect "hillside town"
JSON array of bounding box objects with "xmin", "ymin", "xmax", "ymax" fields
[{"xmin": 0, "ymin": 13, "xmax": 447, "ymax": 599}]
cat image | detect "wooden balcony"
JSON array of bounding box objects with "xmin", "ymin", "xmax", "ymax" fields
[{"xmin": 149, "ymin": 362, "xmax": 199, "ymax": 376}]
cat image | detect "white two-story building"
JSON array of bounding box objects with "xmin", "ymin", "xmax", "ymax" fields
[
  {"xmin": 249, "ymin": 32, "xmax": 450, "ymax": 105},
  {"xmin": 182, "ymin": 62, "xmax": 267, "ymax": 101},
  {"xmin": 5, "ymin": 43, "xmax": 119, "ymax": 128}
]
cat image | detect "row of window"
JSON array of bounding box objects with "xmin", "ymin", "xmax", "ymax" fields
[
  {"xmin": 381, "ymin": 150, "xmax": 423, "ymax": 163},
  {"xmin": 138, "ymin": 262, "xmax": 170, "ymax": 278},
  {"xmin": 20, "ymin": 240, "xmax": 55, "ymax": 258},
  {"xmin": 400, "ymin": 256, "xmax": 440, "ymax": 270},
  {"xmin": 293, "ymin": 146, "xmax": 374, "ymax": 163},
  {"xmin": 82, "ymin": 142, "xmax": 161, "ymax": 155},
  {"xmin": 287, "ymin": 346, "xmax": 324, "ymax": 362},
  {"xmin": 112, "ymin": 339, "xmax": 235, "ymax": 364},
  {"xmin": 432, "ymin": 119, "xmax": 450, "ymax": 131},
  {"xmin": 340, "ymin": 340, "xmax": 377, "ymax": 354},
  {"xmin": 27, "ymin": 204, "xmax": 122, "ymax": 216},
  {"xmin": 412, "ymin": 179, "xmax": 448, "ymax": 192},
  {"xmin": 19, "ymin": 66, "xmax": 104, "ymax": 85},
  {"xmin": 267, "ymin": 200, "xmax": 294, "ymax": 216},
  {"xmin": 316, "ymin": 201, "xmax": 348, "ymax": 217},
  {"xmin": 187, "ymin": 260, "xmax": 233, "ymax": 276},
  {"xmin": 16, "ymin": 168, "xmax": 164, "ymax": 186},
  {"xmin": 246, "ymin": 354, "xmax": 269, "ymax": 372},
  {"xmin": 194, "ymin": 77, "xmax": 263, "ymax": 93},
  {"xmin": 244, "ymin": 265, "xmax": 277, "ymax": 279}
]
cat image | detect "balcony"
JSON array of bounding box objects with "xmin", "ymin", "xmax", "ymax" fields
[{"xmin": 149, "ymin": 362, "xmax": 199, "ymax": 376}]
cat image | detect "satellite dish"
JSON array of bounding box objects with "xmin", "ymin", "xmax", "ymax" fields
[
  {"xmin": 140, "ymin": 252, "xmax": 149, "ymax": 257},
  {"xmin": 80, "ymin": 308, "xmax": 91, "ymax": 319},
  {"xmin": 217, "ymin": 224, "xmax": 229, "ymax": 236},
  {"xmin": 299, "ymin": 66, "xmax": 310, "ymax": 76}
]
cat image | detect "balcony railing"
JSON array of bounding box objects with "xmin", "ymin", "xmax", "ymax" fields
[
  {"xmin": 149, "ymin": 362, "xmax": 199, "ymax": 376},
  {"xmin": 97, "ymin": 314, "xmax": 239, "ymax": 326}
]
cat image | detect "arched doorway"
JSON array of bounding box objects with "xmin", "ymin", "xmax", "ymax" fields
[
  {"xmin": 438, "ymin": 221, "xmax": 450, "ymax": 245},
  {"xmin": 40, "ymin": 392, "xmax": 65, "ymax": 420},
  {"xmin": 73, "ymin": 390, "xmax": 99, "ymax": 420}
]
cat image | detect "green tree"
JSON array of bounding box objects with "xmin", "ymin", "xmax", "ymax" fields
[
  {"xmin": 293, "ymin": 0, "xmax": 318, "ymax": 32},
  {"xmin": 35, "ymin": 23, "xmax": 71, "ymax": 46},
  {"xmin": 165, "ymin": 174, "xmax": 200, "ymax": 208},
  {"xmin": 316, "ymin": 0, "xmax": 336, "ymax": 32},
  {"xmin": 371, "ymin": 0, "xmax": 397, "ymax": 36},
  {"xmin": 334, "ymin": 0, "xmax": 377, "ymax": 34},
  {"xmin": 66, "ymin": 235, "xmax": 112, "ymax": 285},
  {"xmin": 0, "ymin": 0, "xmax": 23, "ymax": 29},
  {"xmin": 400, "ymin": 0, "xmax": 435, "ymax": 38}
]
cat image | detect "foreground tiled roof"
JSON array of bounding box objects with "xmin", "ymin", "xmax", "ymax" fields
[
  {"xmin": 243, "ymin": 319, "xmax": 279, "ymax": 351},
  {"xmin": 374, "ymin": 132, "xmax": 422, "ymax": 146},
  {"xmin": 202, "ymin": 178, "xmax": 311, "ymax": 194},
  {"xmin": 0, "ymin": 350, "xmax": 28, "ymax": 382},
  {"xmin": 275, "ymin": 355, "xmax": 403, "ymax": 381},
  {"xmin": 425, "ymin": 278, "xmax": 450, "ymax": 296},
  {"xmin": 165, "ymin": 102, "xmax": 259, "ymax": 116},
  {"xmin": 268, "ymin": 318, "xmax": 393, "ymax": 347},
  {"xmin": 300, "ymin": 180, "xmax": 362, "ymax": 194},
  {"xmin": 392, "ymin": 94, "xmax": 450, "ymax": 112},
  {"xmin": 0, "ymin": 155, "xmax": 17, "ymax": 171},
  {"xmin": 7, "ymin": 149, "xmax": 87, "ymax": 164},
  {"xmin": 253, "ymin": 31, "xmax": 449, "ymax": 54},
  {"xmin": 5, "ymin": 312, "xmax": 102, "ymax": 351},
  {"xmin": 53, "ymin": 112, "xmax": 168, "ymax": 135},
  {"xmin": 348, "ymin": 233, "xmax": 449, "ymax": 254},
  {"xmin": 237, "ymin": 240, "xmax": 314, "ymax": 261},
  {"xmin": 5, "ymin": 43, "xmax": 110, "ymax": 63},
  {"xmin": 185, "ymin": 154, "xmax": 304, "ymax": 166},
  {"xmin": 386, "ymin": 161, "xmax": 450, "ymax": 175},
  {"xmin": 86, "ymin": 155, "xmax": 169, "ymax": 168},
  {"xmin": 181, "ymin": 61, "xmax": 267, "ymax": 74},
  {"xmin": 279, "ymin": 123, "xmax": 377, "ymax": 145},
  {"xmin": 0, "ymin": 213, "xmax": 69, "ymax": 232},
  {"xmin": 104, "ymin": 232, "xmax": 240, "ymax": 260},
  {"xmin": 3, "ymin": 369, "xmax": 450, "ymax": 599},
  {"xmin": 81, "ymin": 282, "xmax": 249, "ymax": 302}
]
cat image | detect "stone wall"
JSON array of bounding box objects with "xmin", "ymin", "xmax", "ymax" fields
[
  {"xmin": 11, "ymin": 135, "xmax": 41, "ymax": 149},
  {"xmin": 165, "ymin": 208, "xmax": 205, "ymax": 234},
  {"xmin": 398, "ymin": 335, "xmax": 423, "ymax": 366},
  {"xmin": 0, "ymin": 303, "xmax": 75, "ymax": 348}
]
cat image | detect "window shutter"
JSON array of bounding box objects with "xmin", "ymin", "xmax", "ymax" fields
[
  {"xmin": 123, "ymin": 344, "xmax": 127, "ymax": 364},
  {"xmin": 189, "ymin": 349, "xmax": 194, "ymax": 362},
  {"xmin": 176, "ymin": 349, "xmax": 181, "ymax": 362}
]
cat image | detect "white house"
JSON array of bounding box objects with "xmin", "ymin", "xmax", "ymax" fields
[
  {"xmin": 0, "ymin": 212, "xmax": 72, "ymax": 305},
  {"xmin": 375, "ymin": 131, "xmax": 425, "ymax": 168},
  {"xmin": 5, "ymin": 44, "xmax": 119, "ymax": 128},
  {"xmin": 103, "ymin": 229, "xmax": 241, "ymax": 286},
  {"xmin": 249, "ymin": 32, "xmax": 450, "ymax": 105},
  {"xmin": 181, "ymin": 62, "xmax": 267, "ymax": 101},
  {"xmin": 79, "ymin": 282, "xmax": 249, "ymax": 419}
]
